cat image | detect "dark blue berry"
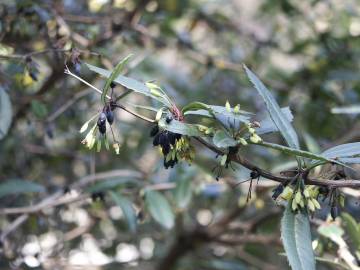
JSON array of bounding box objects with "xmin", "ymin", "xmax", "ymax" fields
[
  {"xmin": 150, "ymin": 125, "xmax": 159, "ymax": 137},
  {"xmin": 74, "ymin": 62, "xmax": 81, "ymax": 75},
  {"xmin": 106, "ymin": 110, "xmax": 114, "ymax": 125}
]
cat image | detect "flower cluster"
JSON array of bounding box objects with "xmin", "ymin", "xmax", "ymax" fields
[{"xmin": 277, "ymin": 185, "xmax": 321, "ymax": 213}]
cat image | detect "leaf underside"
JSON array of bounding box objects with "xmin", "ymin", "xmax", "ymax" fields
[{"xmin": 281, "ymin": 205, "xmax": 316, "ymax": 270}]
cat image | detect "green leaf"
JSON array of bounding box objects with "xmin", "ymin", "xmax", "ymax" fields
[
  {"xmin": 341, "ymin": 212, "xmax": 360, "ymax": 250},
  {"xmin": 256, "ymin": 107, "xmax": 294, "ymax": 135},
  {"xmin": 31, "ymin": 100, "xmax": 48, "ymax": 118},
  {"xmin": 101, "ymin": 54, "xmax": 132, "ymax": 103},
  {"xmin": 109, "ymin": 191, "xmax": 137, "ymax": 233},
  {"xmin": 321, "ymin": 143, "xmax": 360, "ymax": 159},
  {"xmin": 244, "ymin": 65, "xmax": 299, "ymax": 149},
  {"xmin": 86, "ymin": 63, "xmax": 171, "ymax": 107},
  {"xmin": 158, "ymin": 118, "xmax": 206, "ymax": 137},
  {"xmin": 213, "ymin": 130, "xmax": 237, "ymax": 148},
  {"xmin": 281, "ymin": 204, "xmax": 316, "ymax": 270},
  {"xmin": 174, "ymin": 177, "xmax": 192, "ymax": 209},
  {"xmin": 86, "ymin": 178, "xmax": 138, "ymax": 193},
  {"xmin": 339, "ymin": 157, "xmax": 360, "ymax": 164},
  {"xmin": 0, "ymin": 88, "xmax": 12, "ymax": 140},
  {"xmin": 0, "ymin": 179, "xmax": 45, "ymax": 199},
  {"xmin": 318, "ymin": 223, "xmax": 345, "ymax": 247},
  {"xmin": 256, "ymin": 141, "xmax": 350, "ymax": 168},
  {"xmin": 183, "ymin": 103, "xmax": 252, "ymax": 126},
  {"xmin": 145, "ymin": 190, "xmax": 175, "ymax": 229},
  {"xmin": 182, "ymin": 101, "xmax": 211, "ymax": 113}
]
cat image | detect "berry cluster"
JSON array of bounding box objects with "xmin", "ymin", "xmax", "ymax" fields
[
  {"xmin": 97, "ymin": 107, "xmax": 114, "ymax": 135},
  {"xmin": 151, "ymin": 124, "xmax": 182, "ymax": 169}
]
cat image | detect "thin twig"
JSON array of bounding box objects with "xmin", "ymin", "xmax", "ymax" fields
[
  {"xmin": 64, "ymin": 66, "xmax": 111, "ymax": 99},
  {"xmin": 46, "ymin": 89, "xmax": 92, "ymax": 122}
]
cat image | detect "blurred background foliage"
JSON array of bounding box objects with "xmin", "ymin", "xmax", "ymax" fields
[{"xmin": 0, "ymin": 0, "xmax": 359, "ymax": 269}]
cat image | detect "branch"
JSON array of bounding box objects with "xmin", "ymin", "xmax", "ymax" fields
[
  {"xmin": 64, "ymin": 52, "xmax": 360, "ymax": 190},
  {"xmin": 215, "ymin": 234, "xmax": 282, "ymax": 246},
  {"xmin": 195, "ymin": 137, "xmax": 360, "ymax": 188},
  {"xmin": 0, "ymin": 49, "xmax": 70, "ymax": 60},
  {"xmin": 0, "ymin": 169, "xmax": 142, "ymax": 216}
]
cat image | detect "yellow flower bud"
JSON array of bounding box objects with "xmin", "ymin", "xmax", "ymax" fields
[
  {"xmin": 234, "ymin": 104, "xmax": 240, "ymax": 114},
  {"xmin": 312, "ymin": 198, "xmax": 321, "ymax": 210},
  {"xmin": 225, "ymin": 101, "xmax": 231, "ymax": 112},
  {"xmin": 295, "ymin": 192, "xmax": 302, "ymax": 204},
  {"xmin": 292, "ymin": 199, "xmax": 298, "ymax": 211},
  {"xmin": 220, "ymin": 154, "xmax": 227, "ymax": 166},
  {"xmin": 303, "ymin": 188, "xmax": 310, "ymax": 198},
  {"xmin": 238, "ymin": 138, "xmax": 248, "ymax": 146},
  {"xmin": 299, "ymin": 198, "xmax": 305, "ymax": 208},
  {"xmin": 307, "ymin": 199, "xmax": 315, "ymax": 212},
  {"xmin": 280, "ymin": 186, "xmax": 293, "ymax": 200},
  {"xmin": 250, "ymin": 134, "xmax": 262, "ymax": 143},
  {"xmin": 113, "ymin": 143, "xmax": 120, "ymax": 155}
]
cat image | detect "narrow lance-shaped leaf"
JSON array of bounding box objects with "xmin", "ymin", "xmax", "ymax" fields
[
  {"xmin": 256, "ymin": 107, "xmax": 294, "ymax": 135},
  {"xmin": 174, "ymin": 177, "xmax": 193, "ymax": 209},
  {"xmin": 341, "ymin": 213, "xmax": 360, "ymax": 250},
  {"xmin": 244, "ymin": 65, "xmax": 300, "ymax": 150},
  {"xmin": 255, "ymin": 141, "xmax": 351, "ymax": 168},
  {"xmin": 321, "ymin": 142, "xmax": 360, "ymax": 159},
  {"xmin": 86, "ymin": 178, "xmax": 138, "ymax": 193},
  {"xmin": 110, "ymin": 191, "xmax": 137, "ymax": 233},
  {"xmin": 281, "ymin": 204, "xmax": 316, "ymax": 270},
  {"xmin": 0, "ymin": 179, "xmax": 45, "ymax": 199},
  {"xmin": 145, "ymin": 190, "xmax": 175, "ymax": 229},
  {"xmin": 86, "ymin": 63, "xmax": 171, "ymax": 107},
  {"xmin": 0, "ymin": 88, "xmax": 12, "ymax": 140},
  {"xmin": 101, "ymin": 54, "xmax": 132, "ymax": 103}
]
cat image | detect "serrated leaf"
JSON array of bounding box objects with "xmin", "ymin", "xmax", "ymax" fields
[
  {"xmin": 109, "ymin": 191, "xmax": 137, "ymax": 233},
  {"xmin": 244, "ymin": 65, "xmax": 299, "ymax": 149},
  {"xmin": 86, "ymin": 63, "xmax": 171, "ymax": 107},
  {"xmin": 213, "ymin": 130, "xmax": 237, "ymax": 148},
  {"xmin": 0, "ymin": 88, "xmax": 12, "ymax": 140},
  {"xmin": 341, "ymin": 212, "xmax": 360, "ymax": 250},
  {"xmin": 145, "ymin": 190, "xmax": 175, "ymax": 229},
  {"xmin": 0, "ymin": 179, "xmax": 45, "ymax": 199},
  {"xmin": 174, "ymin": 177, "xmax": 192, "ymax": 209},
  {"xmin": 256, "ymin": 141, "xmax": 349, "ymax": 167},
  {"xmin": 101, "ymin": 54, "xmax": 132, "ymax": 103},
  {"xmin": 281, "ymin": 204, "xmax": 316, "ymax": 270}
]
